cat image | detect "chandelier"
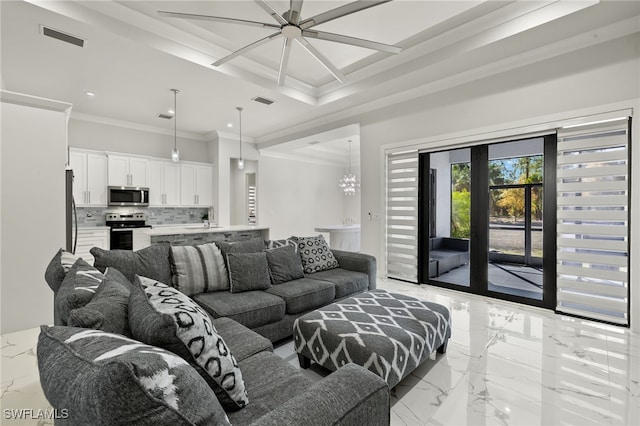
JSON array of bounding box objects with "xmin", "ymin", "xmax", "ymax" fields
[{"xmin": 339, "ymin": 140, "xmax": 359, "ymax": 196}]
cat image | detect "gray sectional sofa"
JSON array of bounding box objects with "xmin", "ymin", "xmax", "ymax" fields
[{"xmin": 39, "ymin": 237, "xmax": 389, "ymax": 425}]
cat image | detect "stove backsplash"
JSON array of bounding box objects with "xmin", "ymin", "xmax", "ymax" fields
[{"xmin": 77, "ymin": 207, "xmax": 210, "ymax": 227}]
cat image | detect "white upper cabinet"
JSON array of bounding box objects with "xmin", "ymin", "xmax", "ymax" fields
[
  {"xmin": 180, "ymin": 163, "xmax": 213, "ymax": 206},
  {"xmin": 69, "ymin": 149, "xmax": 108, "ymax": 206},
  {"xmin": 108, "ymin": 154, "xmax": 149, "ymax": 187},
  {"xmin": 149, "ymin": 160, "xmax": 180, "ymax": 207}
]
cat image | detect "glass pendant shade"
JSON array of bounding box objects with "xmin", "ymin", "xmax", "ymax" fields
[
  {"xmin": 339, "ymin": 140, "xmax": 359, "ymax": 195},
  {"xmin": 171, "ymin": 148, "xmax": 180, "ymax": 162}
]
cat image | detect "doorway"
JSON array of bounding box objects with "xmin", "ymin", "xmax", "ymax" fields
[{"xmin": 419, "ymin": 135, "xmax": 557, "ymax": 310}]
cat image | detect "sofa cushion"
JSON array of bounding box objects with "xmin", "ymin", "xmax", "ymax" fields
[
  {"xmin": 37, "ymin": 326, "xmax": 229, "ymax": 426},
  {"xmin": 265, "ymin": 245, "xmax": 304, "ymax": 285},
  {"xmin": 129, "ymin": 276, "xmax": 249, "ymax": 411},
  {"xmin": 265, "ymin": 278, "xmax": 335, "ymax": 314},
  {"xmin": 67, "ymin": 267, "xmax": 132, "ymax": 336},
  {"xmin": 55, "ymin": 258, "xmax": 104, "ymax": 326},
  {"xmin": 91, "ymin": 243, "xmax": 172, "ymax": 285},
  {"xmin": 170, "ymin": 243, "xmax": 229, "ymax": 296},
  {"xmin": 227, "ymin": 252, "xmax": 272, "ymax": 293},
  {"xmin": 227, "ymin": 351, "xmax": 313, "ymax": 425},
  {"xmin": 193, "ymin": 291, "xmax": 285, "ymax": 330},
  {"xmin": 291, "ymin": 235, "xmax": 340, "ymax": 274},
  {"xmin": 309, "ymin": 268, "xmax": 369, "ymax": 299},
  {"xmin": 44, "ymin": 249, "xmax": 80, "ymax": 293},
  {"xmin": 212, "ymin": 317, "xmax": 273, "ymax": 362},
  {"xmin": 216, "ymin": 237, "xmax": 265, "ymax": 259}
]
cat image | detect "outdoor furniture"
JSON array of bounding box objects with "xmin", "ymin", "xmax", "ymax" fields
[{"xmin": 293, "ymin": 289, "xmax": 451, "ymax": 388}]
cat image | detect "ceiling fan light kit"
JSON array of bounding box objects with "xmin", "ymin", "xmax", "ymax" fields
[{"xmin": 159, "ymin": 0, "xmax": 402, "ymax": 86}]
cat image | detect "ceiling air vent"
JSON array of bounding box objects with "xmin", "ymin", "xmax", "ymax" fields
[
  {"xmin": 41, "ymin": 26, "xmax": 85, "ymax": 48},
  {"xmin": 157, "ymin": 113, "xmax": 174, "ymax": 120},
  {"xmin": 252, "ymin": 96, "xmax": 274, "ymax": 106}
]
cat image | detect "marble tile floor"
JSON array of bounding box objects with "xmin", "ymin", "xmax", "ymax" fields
[{"xmin": 2, "ymin": 278, "xmax": 638, "ymax": 425}]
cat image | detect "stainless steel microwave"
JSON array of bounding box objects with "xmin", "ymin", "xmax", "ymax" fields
[{"xmin": 108, "ymin": 186, "xmax": 150, "ymax": 207}]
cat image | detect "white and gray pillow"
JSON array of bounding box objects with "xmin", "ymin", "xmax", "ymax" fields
[
  {"xmin": 37, "ymin": 325, "xmax": 229, "ymax": 425},
  {"xmin": 129, "ymin": 276, "xmax": 249, "ymax": 411},
  {"xmin": 55, "ymin": 258, "xmax": 104, "ymax": 325},
  {"xmin": 265, "ymin": 245, "xmax": 304, "ymax": 284},
  {"xmin": 44, "ymin": 248, "xmax": 80, "ymax": 293},
  {"xmin": 265, "ymin": 238, "xmax": 298, "ymax": 253},
  {"xmin": 227, "ymin": 252, "xmax": 272, "ymax": 293},
  {"xmin": 291, "ymin": 235, "xmax": 340, "ymax": 274},
  {"xmin": 170, "ymin": 243, "xmax": 229, "ymax": 296}
]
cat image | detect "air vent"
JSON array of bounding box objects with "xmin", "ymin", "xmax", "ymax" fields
[
  {"xmin": 41, "ymin": 26, "xmax": 85, "ymax": 48},
  {"xmin": 157, "ymin": 113, "xmax": 174, "ymax": 119},
  {"xmin": 252, "ymin": 96, "xmax": 274, "ymax": 106}
]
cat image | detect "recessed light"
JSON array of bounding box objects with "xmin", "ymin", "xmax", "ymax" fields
[
  {"xmin": 168, "ymin": 109, "xmax": 175, "ymax": 114},
  {"xmin": 84, "ymin": 91, "xmax": 96, "ymax": 97},
  {"xmin": 227, "ymin": 123, "xmax": 233, "ymax": 128}
]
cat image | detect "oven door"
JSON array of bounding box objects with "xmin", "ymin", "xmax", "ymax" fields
[{"xmin": 110, "ymin": 228, "xmax": 133, "ymax": 250}]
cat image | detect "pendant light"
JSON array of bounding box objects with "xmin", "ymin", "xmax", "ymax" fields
[
  {"xmin": 171, "ymin": 88, "xmax": 180, "ymax": 162},
  {"xmin": 236, "ymin": 106, "xmax": 244, "ymax": 170},
  {"xmin": 339, "ymin": 139, "xmax": 358, "ymax": 195}
]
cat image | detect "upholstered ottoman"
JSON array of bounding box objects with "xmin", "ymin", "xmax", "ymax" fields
[{"xmin": 293, "ymin": 289, "xmax": 451, "ymax": 388}]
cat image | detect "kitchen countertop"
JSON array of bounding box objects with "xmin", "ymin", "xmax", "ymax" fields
[
  {"xmin": 75, "ymin": 225, "xmax": 110, "ymax": 230},
  {"xmin": 146, "ymin": 224, "xmax": 269, "ymax": 236},
  {"xmin": 314, "ymin": 224, "xmax": 361, "ymax": 232}
]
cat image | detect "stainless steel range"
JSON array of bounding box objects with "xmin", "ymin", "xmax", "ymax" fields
[{"xmin": 106, "ymin": 212, "xmax": 151, "ymax": 250}]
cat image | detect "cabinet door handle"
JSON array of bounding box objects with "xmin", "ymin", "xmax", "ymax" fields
[{"xmin": 88, "ymin": 191, "xmax": 91, "ymax": 204}]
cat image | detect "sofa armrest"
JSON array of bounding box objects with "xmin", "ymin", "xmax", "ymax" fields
[
  {"xmin": 331, "ymin": 250, "xmax": 377, "ymax": 290},
  {"xmin": 249, "ymin": 363, "xmax": 389, "ymax": 426}
]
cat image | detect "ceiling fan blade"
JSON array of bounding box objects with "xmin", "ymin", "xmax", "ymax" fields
[
  {"xmin": 288, "ymin": 0, "xmax": 304, "ymax": 25},
  {"xmin": 299, "ymin": 0, "xmax": 391, "ymax": 30},
  {"xmin": 254, "ymin": 0, "xmax": 288, "ymax": 25},
  {"xmin": 296, "ymin": 37, "xmax": 345, "ymax": 83},
  {"xmin": 158, "ymin": 11, "xmax": 280, "ymax": 29},
  {"xmin": 212, "ymin": 32, "xmax": 282, "ymax": 67},
  {"xmin": 277, "ymin": 38, "xmax": 293, "ymax": 86},
  {"xmin": 303, "ymin": 29, "xmax": 401, "ymax": 54}
]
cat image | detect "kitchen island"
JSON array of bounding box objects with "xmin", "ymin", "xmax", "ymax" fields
[
  {"xmin": 314, "ymin": 224, "xmax": 361, "ymax": 252},
  {"xmin": 144, "ymin": 224, "xmax": 269, "ymax": 247}
]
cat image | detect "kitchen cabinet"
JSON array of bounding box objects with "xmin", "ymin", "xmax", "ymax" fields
[
  {"xmin": 149, "ymin": 160, "xmax": 180, "ymax": 206},
  {"xmin": 69, "ymin": 149, "xmax": 108, "ymax": 206},
  {"xmin": 108, "ymin": 154, "xmax": 149, "ymax": 187},
  {"xmin": 180, "ymin": 163, "xmax": 213, "ymax": 206},
  {"xmin": 74, "ymin": 227, "xmax": 109, "ymax": 265}
]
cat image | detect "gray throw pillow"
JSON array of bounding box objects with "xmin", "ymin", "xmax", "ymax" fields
[
  {"xmin": 265, "ymin": 245, "xmax": 304, "ymax": 284},
  {"xmin": 37, "ymin": 325, "xmax": 230, "ymax": 426},
  {"xmin": 264, "ymin": 239, "xmax": 298, "ymax": 253},
  {"xmin": 227, "ymin": 252, "xmax": 272, "ymax": 293},
  {"xmin": 216, "ymin": 237, "xmax": 265, "ymax": 261},
  {"xmin": 90, "ymin": 243, "xmax": 172, "ymax": 285},
  {"xmin": 68, "ymin": 267, "xmax": 132, "ymax": 336},
  {"xmin": 170, "ymin": 243, "xmax": 229, "ymax": 296},
  {"xmin": 291, "ymin": 235, "xmax": 340, "ymax": 274},
  {"xmin": 44, "ymin": 249, "xmax": 80, "ymax": 293},
  {"xmin": 129, "ymin": 276, "xmax": 249, "ymax": 411},
  {"xmin": 55, "ymin": 258, "xmax": 104, "ymax": 326}
]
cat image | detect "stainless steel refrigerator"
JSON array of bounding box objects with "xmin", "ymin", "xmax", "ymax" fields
[{"xmin": 65, "ymin": 167, "xmax": 77, "ymax": 253}]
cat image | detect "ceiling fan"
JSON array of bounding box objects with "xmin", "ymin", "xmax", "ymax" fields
[{"xmin": 158, "ymin": 0, "xmax": 402, "ymax": 86}]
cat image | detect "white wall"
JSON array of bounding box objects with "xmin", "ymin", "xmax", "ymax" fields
[
  {"xmin": 1, "ymin": 93, "xmax": 69, "ymax": 333},
  {"xmin": 69, "ymin": 118, "xmax": 209, "ymax": 162},
  {"xmin": 357, "ymin": 41, "xmax": 640, "ymax": 329},
  {"xmin": 259, "ymin": 155, "xmax": 347, "ymax": 240}
]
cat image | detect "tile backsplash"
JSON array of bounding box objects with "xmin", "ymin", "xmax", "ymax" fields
[{"xmin": 77, "ymin": 207, "xmax": 210, "ymax": 227}]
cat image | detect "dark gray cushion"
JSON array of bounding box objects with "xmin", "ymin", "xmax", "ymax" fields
[
  {"xmin": 90, "ymin": 243, "xmax": 172, "ymax": 285},
  {"xmin": 309, "ymin": 268, "xmax": 369, "ymax": 299},
  {"xmin": 291, "ymin": 235, "xmax": 340, "ymax": 274},
  {"xmin": 227, "ymin": 351, "xmax": 313, "ymax": 425},
  {"xmin": 227, "ymin": 252, "xmax": 271, "ymax": 293},
  {"xmin": 265, "ymin": 245, "xmax": 304, "ymax": 285},
  {"xmin": 67, "ymin": 267, "xmax": 132, "ymax": 336},
  {"xmin": 129, "ymin": 276, "xmax": 249, "ymax": 411},
  {"xmin": 44, "ymin": 249, "xmax": 80, "ymax": 293},
  {"xmin": 55, "ymin": 258, "xmax": 104, "ymax": 326},
  {"xmin": 216, "ymin": 237, "xmax": 265, "ymax": 258},
  {"xmin": 193, "ymin": 291, "xmax": 285, "ymax": 329},
  {"xmin": 37, "ymin": 325, "xmax": 229, "ymax": 426},
  {"xmin": 170, "ymin": 243, "xmax": 229, "ymax": 296},
  {"xmin": 265, "ymin": 278, "xmax": 335, "ymax": 314},
  {"xmin": 212, "ymin": 317, "xmax": 273, "ymax": 361}
]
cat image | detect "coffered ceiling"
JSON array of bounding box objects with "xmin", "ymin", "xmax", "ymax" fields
[{"xmin": 1, "ymin": 0, "xmax": 638, "ymax": 152}]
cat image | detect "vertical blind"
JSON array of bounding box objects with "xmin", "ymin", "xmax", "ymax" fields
[
  {"xmin": 386, "ymin": 150, "xmax": 419, "ymax": 282},
  {"xmin": 556, "ymin": 118, "xmax": 630, "ymax": 325}
]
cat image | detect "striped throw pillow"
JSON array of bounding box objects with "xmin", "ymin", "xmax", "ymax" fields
[{"xmin": 170, "ymin": 243, "xmax": 229, "ymax": 296}]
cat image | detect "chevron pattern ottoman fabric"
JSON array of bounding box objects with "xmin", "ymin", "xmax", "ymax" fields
[{"xmin": 293, "ymin": 289, "xmax": 451, "ymax": 388}]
